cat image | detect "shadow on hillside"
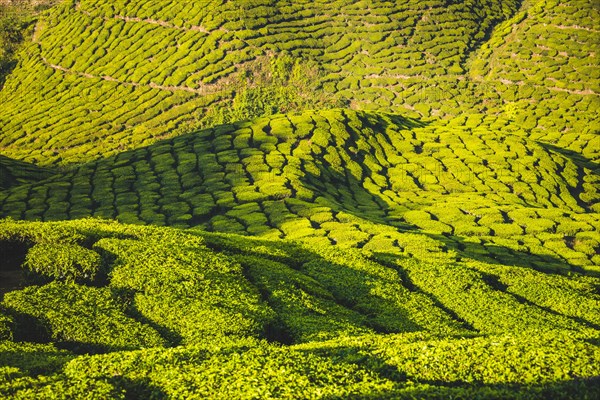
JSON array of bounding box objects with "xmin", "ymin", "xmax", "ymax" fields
[
  {"xmin": 200, "ymin": 233, "xmax": 439, "ymax": 344},
  {"xmin": 106, "ymin": 376, "xmax": 168, "ymax": 399},
  {"xmin": 539, "ymin": 142, "xmax": 599, "ymax": 212},
  {"xmin": 297, "ymin": 111, "xmax": 426, "ymax": 223},
  {"xmin": 0, "ymin": 347, "xmax": 73, "ymax": 375},
  {"xmin": 4, "ymin": 303, "xmax": 167, "ymax": 355},
  {"xmin": 0, "ymin": 155, "xmax": 55, "ymax": 191},
  {"xmin": 296, "ymin": 340, "xmax": 600, "ymax": 399},
  {"xmin": 539, "ymin": 142, "xmax": 599, "ymax": 172},
  {"xmin": 425, "ymin": 232, "xmax": 592, "ymax": 276},
  {"xmin": 0, "ymin": 239, "xmax": 30, "ymax": 298},
  {"xmin": 110, "ymin": 286, "xmax": 184, "ymax": 347},
  {"xmin": 295, "ymin": 142, "xmax": 591, "ymax": 278}
]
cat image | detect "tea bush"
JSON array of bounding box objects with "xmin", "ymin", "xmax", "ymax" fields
[
  {"xmin": 0, "ymin": 218, "xmax": 598, "ymax": 397},
  {"xmin": 3, "ymin": 282, "xmax": 167, "ymax": 352},
  {"xmin": 1, "ymin": 0, "xmax": 599, "ymax": 397},
  {"xmin": 23, "ymin": 243, "xmax": 102, "ymax": 283}
]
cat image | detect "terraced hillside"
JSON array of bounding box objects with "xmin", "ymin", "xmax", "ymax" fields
[
  {"xmin": 0, "ymin": 0, "xmax": 599, "ymax": 398},
  {"xmin": 0, "ymin": 0, "xmax": 523, "ymax": 165},
  {"xmin": 1, "ymin": 219, "xmax": 599, "ymax": 398},
  {"xmin": 469, "ymin": 0, "xmax": 600, "ymax": 161},
  {"xmin": 1, "ymin": 109, "xmax": 599, "ymax": 273},
  {"xmin": 1, "ymin": 0, "xmax": 597, "ymax": 167}
]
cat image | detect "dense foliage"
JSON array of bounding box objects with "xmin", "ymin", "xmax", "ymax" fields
[
  {"xmin": 0, "ymin": 0, "xmax": 58, "ymax": 87},
  {"xmin": 0, "ymin": 0, "xmax": 598, "ymax": 398},
  {"xmin": 0, "ymin": 219, "xmax": 599, "ymax": 398},
  {"xmin": 1, "ymin": 109, "xmax": 598, "ymax": 273}
]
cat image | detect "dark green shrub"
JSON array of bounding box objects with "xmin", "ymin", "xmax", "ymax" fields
[
  {"xmin": 0, "ymin": 311, "xmax": 13, "ymax": 340},
  {"xmin": 23, "ymin": 243, "xmax": 102, "ymax": 283},
  {"xmin": 3, "ymin": 282, "xmax": 166, "ymax": 352},
  {"xmin": 97, "ymin": 238, "xmax": 275, "ymax": 345}
]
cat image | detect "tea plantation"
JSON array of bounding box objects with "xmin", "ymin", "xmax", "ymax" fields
[{"xmin": 0, "ymin": 0, "xmax": 599, "ymax": 398}]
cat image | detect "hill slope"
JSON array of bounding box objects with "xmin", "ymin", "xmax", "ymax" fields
[
  {"xmin": 0, "ymin": 218, "xmax": 599, "ymax": 398},
  {"xmin": 469, "ymin": 0, "xmax": 600, "ymax": 161},
  {"xmin": 0, "ymin": 0, "xmax": 522, "ymax": 165},
  {"xmin": 0, "ymin": 0, "xmax": 599, "ymax": 398},
  {"xmin": 2, "ymin": 109, "xmax": 599, "ymax": 272},
  {"xmin": 1, "ymin": 0, "xmax": 597, "ymax": 166}
]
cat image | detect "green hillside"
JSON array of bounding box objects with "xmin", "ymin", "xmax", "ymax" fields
[
  {"xmin": 1, "ymin": 109, "xmax": 599, "ymax": 272},
  {"xmin": 1, "ymin": 0, "xmax": 520, "ymax": 165},
  {"xmin": 1, "ymin": 218, "xmax": 599, "ymax": 398},
  {"xmin": 469, "ymin": 0, "xmax": 600, "ymax": 161},
  {"xmin": 0, "ymin": 0, "xmax": 599, "ymax": 398},
  {"xmin": 0, "ymin": 155, "xmax": 53, "ymax": 190},
  {"xmin": 1, "ymin": 0, "xmax": 597, "ymax": 166}
]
